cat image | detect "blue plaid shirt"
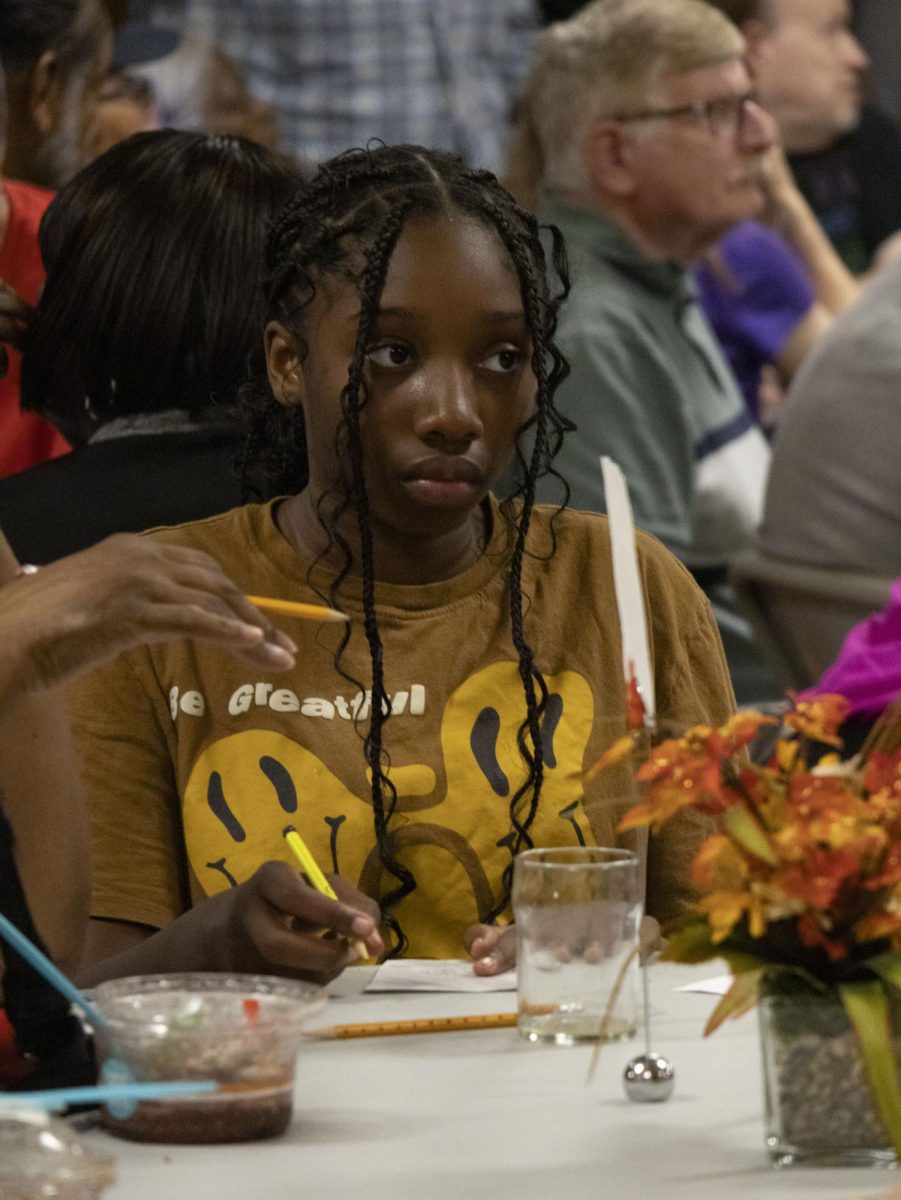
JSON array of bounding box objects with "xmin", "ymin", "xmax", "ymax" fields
[{"xmin": 131, "ymin": 0, "xmax": 539, "ymax": 171}]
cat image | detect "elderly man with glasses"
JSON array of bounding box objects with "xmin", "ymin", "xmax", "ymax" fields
[{"xmin": 506, "ymin": 0, "xmax": 777, "ymax": 702}]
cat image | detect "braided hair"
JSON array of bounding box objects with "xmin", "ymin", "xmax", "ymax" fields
[{"xmin": 241, "ymin": 144, "xmax": 572, "ymax": 953}]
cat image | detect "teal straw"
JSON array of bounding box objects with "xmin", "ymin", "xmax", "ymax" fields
[
  {"xmin": 0, "ymin": 1081, "xmax": 219, "ymax": 1112},
  {"xmin": 0, "ymin": 912, "xmax": 105, "ymax": 1027}
]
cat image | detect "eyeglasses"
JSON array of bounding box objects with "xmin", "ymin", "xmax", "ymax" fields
[{"xmin": 613, "ymin": 92, "xmax": 761, "ymax": 140}]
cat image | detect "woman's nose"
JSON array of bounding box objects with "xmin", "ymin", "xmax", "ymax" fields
[{"xmin": 413, "ymin": 366, "xmax": 484, "ymax": 448}]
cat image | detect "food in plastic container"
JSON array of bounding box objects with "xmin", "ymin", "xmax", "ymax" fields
[
  {"xmin": 0, "ymin": 1105, "xmax": 116, "ymax": 1199},
  {"xmin": 89, "ymin": 972, "xmax": 324, "ymax": 1144}
]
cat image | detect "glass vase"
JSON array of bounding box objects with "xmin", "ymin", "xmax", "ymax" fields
[{"xmin": 759, "ymin": 987, "xmax": 900, "ymax": 1167}]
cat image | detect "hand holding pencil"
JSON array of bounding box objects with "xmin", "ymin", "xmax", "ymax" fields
[
  {"xmin": 213, "ymin": 861, "xmax": 383, "ymax": 986},
  {"xmin": 283, "ymin": 826, "xmax": 372, "ymax": 961}
]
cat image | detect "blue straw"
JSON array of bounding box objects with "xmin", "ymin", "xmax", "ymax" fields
[
  {"xmin": 0, "ymin": 1081, "xmax": 218, "ymax": 1112},
  {"xmin": 0, "ymin": 912, "xmax": 105, "ymax": 1027}
]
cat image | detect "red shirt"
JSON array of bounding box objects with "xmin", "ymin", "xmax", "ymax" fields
[
  {"xmin": 0, "ymin": 1008, "xmax": 31, "ymax": 1086},
  {"xmin": 0, "ymin": 179, "xmax": 70, "ymax": 479}
]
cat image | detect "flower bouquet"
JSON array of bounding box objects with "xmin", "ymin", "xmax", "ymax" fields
[{"xmin": 605, "ymin": 695, "xmax": 901, "ymax": 1165}]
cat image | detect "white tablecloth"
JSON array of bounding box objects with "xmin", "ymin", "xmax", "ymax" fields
[{"xmin": 86, "ymin": 963, "xmax": 899, "ymax": 1200}]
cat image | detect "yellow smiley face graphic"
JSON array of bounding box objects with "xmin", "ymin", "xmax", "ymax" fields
[{"xmin": 182, "ymin": 663, "xmax": 596, "ymax": 956}]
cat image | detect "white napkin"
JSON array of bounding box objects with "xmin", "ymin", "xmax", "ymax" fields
[{"xmin": 365, "ymin": 959, "xmax": 517, "ymax": 993}]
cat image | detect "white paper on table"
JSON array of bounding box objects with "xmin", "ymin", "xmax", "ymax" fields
[
  {"xmin": 365, "ymin": 959, "xmax": 517, "ymax": 993},
  {"xmin": 675, "ymin": 975, "xmax": 732, "ymax": 996}
]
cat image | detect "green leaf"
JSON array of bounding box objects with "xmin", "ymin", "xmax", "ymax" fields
[
  {"xmin": 757, "ymin": 963, "xmax": 830, "ymax": 996},
  {"xmin": 703, "ymin": 968, "xmax": 764, "ymax": 1036},
  {"xmin": 867, "ymin": 953, "xmax": 901, "ymax": 996},
  {"xmin": 717, "ymin": 951, "xmax": 767, "ymax": 977},
  {"xmin": 661, "ymin": 920, "xmax": 719, "ymax": 964},
  {"xmin": 722, "ymin": 806, "xmax": 778, "ymax": 866},
  {"xmin": 840, "ymin": 980, "xmax": 901, "ymax": 1157}
]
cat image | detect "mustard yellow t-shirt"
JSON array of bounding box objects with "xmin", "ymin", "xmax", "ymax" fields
[{"xmin": 69, "ymin": 497, "xmax": 735, "ymax": 957}]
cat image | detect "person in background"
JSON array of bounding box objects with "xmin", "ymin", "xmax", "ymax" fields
[
  {"xmin": 528, "ymin": 0, "xmax": 861, "ymax": 423},
  {"xmin": 758, "ymin": 255, "xmax": 901, "ymax": 579},
  {"xmin": 0, "ymin": 2, "xmax": 113, "ymax": 478},
  {"xmin": 695, "ymin": 144, "xmax": 859, "ymax": 425},
  {"xmin": 706, "ymin": 0, "xmax": 900, "ymax": 272},
  {"xmin": 804, "ymin": 578, "xmax": 901, "ymax": 756},
  {"xmin": 86, "ymin": 68, "xmax": 159, "ymax": 160},
  {"xmin": 0, "ymin": 71, "xmax": 64, "ymax": 478},
  {"xmin": 68, "ymin": 143, "xmax": 734, "ymax": 986},
  {"xmin": 505, "ymin": 0, "xmax": 776, "ymax": 702},
  {"xmin": 0, "ymin": 130, "xmax": 304, "ymax": 564},
  {"xmin": 0, "ymin": 0, "xmax": 112, "ymax": 190},
  {"xmin": 126, "ymin": 0, "xmax": 539, "ymax": 171},
  {"xmin": 854, "ymin": 0, "xmax": 901, "ymax": 129},
  {"xmin": 112, "ymin": 21, "xmax": 278, "ymax": 148}
]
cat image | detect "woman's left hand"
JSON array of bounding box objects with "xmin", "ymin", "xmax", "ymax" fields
[{"xmin": 464, "ymin": 922, "xmax": 516, "ymax": 975}]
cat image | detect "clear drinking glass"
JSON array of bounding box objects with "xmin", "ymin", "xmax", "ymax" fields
[{"xmin": 513, "ymin": 846, "xmax": 641, "ymax": 1044}]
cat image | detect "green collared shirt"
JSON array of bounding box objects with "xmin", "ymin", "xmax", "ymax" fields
[{"xmin": 536, "ymin": 200, "xmax": 768, "ymax": 569}]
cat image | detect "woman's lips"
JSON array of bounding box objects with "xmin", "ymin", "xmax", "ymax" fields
[
  {"xmin": 400, "ymin": 458, "xmax": 484, "ymax": 506},
  {"xmin": 401, "ymin": 476, "xmax": 482, "ymax": 506}
]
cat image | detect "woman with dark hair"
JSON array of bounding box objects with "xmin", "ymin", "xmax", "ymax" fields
[
  {"xmin": 70, "ymin": 145, "xmax": 734, "ymax": 985},
  {"xmin": 0, "ymin": 128, "xmax": 304, "ymax": 563}
]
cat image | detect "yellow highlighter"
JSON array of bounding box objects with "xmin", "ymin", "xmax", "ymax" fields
[{"xmin": 283, "ymin": 826, "xmax": 369, "ymax": 961}]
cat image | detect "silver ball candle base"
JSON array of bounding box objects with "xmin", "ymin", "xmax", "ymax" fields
[{"xmin": 623, "ymin": 1051, "xmax": 675, "ymax": 1102}]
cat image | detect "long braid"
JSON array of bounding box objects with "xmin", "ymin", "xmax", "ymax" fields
[
  {"xmin": 338, "ymin": 204, "xmax": 418, "ymax": 955},
  {"xmin": 462, "ymin": 193, "xmax": 572, "ymax": 921},
  {"xmin": 238, "ymin": 145, "xmax": 573, "ymax": 949}
]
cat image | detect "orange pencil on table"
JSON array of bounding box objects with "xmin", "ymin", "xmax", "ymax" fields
[{"xmin": 311, "ymin": 1012, "xmax": 521, "ymax": 1039}]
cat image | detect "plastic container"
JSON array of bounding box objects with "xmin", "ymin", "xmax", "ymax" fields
[
  {"xmin": 0, "ymin": 1106, "xmax": 116, "ymax": 1199},
  {"xmin": 89, "ymin": 973, "xmax": 324, "ymax": 1144}
]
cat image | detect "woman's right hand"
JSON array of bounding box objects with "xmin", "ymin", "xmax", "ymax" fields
[
  {"xmin": 222, "ymin": 862, "xmax": 384, "ymax": 985},
  {"xmin": 80, "ymin": 862, "xmax": 385, "ymax": 987}
]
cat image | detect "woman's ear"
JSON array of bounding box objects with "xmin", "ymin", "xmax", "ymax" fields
[{"xmin": 264, "ymin": 321, "xmax": 304, "ymax": 409}]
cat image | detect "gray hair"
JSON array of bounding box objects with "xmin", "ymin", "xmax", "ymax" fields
[{"xmin": 505, "ymin": 0, "xmax": 745, "ymax": 209}]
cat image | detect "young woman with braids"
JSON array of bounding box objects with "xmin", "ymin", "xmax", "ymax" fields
[{"xmin": 69, "ymin": 145, "xmax": 735, "ymax": 986}]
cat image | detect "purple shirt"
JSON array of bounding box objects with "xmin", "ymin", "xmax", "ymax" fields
[
  {"xmin": 807, "ymin": 579, "xmax": 901, "ymax": 717},
  {"xmin": 695, "ymin": 222, "xmax": 815, "ymax": 421}
]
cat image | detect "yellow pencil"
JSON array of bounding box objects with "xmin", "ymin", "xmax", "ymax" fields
[
  {"xmin": 283, "ymin": 826, "xmax": 369, "ymax": 960},
  {"xmin": 310, "ymin": 1012, "xmax": 521, "ymax": 1039},
  {"xmin": 284, "ymin": 827, "xmax": 336, "ymax": 898},
  {"xmin": 246, "ymin": 595, "xmax": 349, "ymax": 623}
]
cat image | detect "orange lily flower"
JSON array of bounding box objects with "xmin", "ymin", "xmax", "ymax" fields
[{"xmin": 783, "ymin": 693, "xmax": 849, "ymax": 746}]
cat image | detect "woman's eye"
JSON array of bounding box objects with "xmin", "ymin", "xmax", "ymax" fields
[
  {"xmin": 367, "ymin": 343, "xmax": 412, "ymax": 368},
  {"xmin": 481, "ymin": 347, "xmax": 523, "ymax": 374}
]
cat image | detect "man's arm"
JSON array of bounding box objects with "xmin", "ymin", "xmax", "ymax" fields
[{"xmin": 762, "ymin": 146, "xmax": 859, "ymax": 314}]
